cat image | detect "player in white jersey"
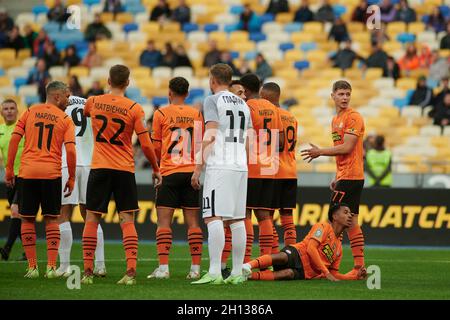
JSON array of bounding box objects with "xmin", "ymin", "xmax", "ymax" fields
[
  {"xmin": 191, "ymin": 63, "xmax": 252, "ymax": 285},
  {"xmin": 56, "ymin": 96, "xmax": 106, "ymax": 277}
]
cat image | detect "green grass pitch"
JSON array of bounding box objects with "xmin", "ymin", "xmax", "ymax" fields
[{"xmin": 1, "ymin": 242, "xmax": 449, "ymax": 300}]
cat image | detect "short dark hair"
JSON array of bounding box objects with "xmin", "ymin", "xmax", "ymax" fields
[
  {"xmin": 261, "ymin": 82, "xmax": 280, "ymax": 96},
  {"xmin": 374, "ymin": 135, "xmax": 385, "ymax": 149},
  {"xmin": 1, "ymin": 98, "xmax": 17, "ymax": 107},
  {"xmin": 109, "ymin": 64, "xmax": 130, "ymax": 88},
  {"xmin": 332, "ymin": 80, "xmax": 352, "ymax": 92},
  {"xmin": 169, "ymin": 77, "xmax": 189, "ymax": 96},
  {"xmin": 328, "ymin": 202, "xmax": 349, "ymax": 222},
  {"xmin": 240, "ymin": 73, "xmax": 261, "ymax": 94},
  {"xmin": 210, "ymin": 63, "xmax": 233, "ymax": 85},
  {"xmin": 46, "ymin": 81, "xmax": 68, "ymax": 95},
  {"xmin": 229, "ymin": 80, "xmax": 242, "ymax": 87}
]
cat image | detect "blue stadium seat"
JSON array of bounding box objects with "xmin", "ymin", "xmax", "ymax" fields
[
  {"xmin": 279, "ymin": 42, "xmax": 295, "ymax": 52},
  {"xmin": 204, "ymin": 24, "xmax": 219, "ymax": 33},
  {"xmin": 125, "ymin": 4, "xmax": 146, "ymax": 15},
  {"xmin": 259, "ymin": 13, "xmax": 274, "ymax": 25},
  {"xmin": 396, "ymin": 33, "xmax": 415, "ymax": 44},
  {"xmin": 74, "ymin": 41, "xmax": 89, "ymax": 52},
  {"xmin": 421, "ymin": 15, "xmax": 429, "ymax": 24},
  {"xmin": 83, "ymin": 0, "xmax": 101, "ymax": 5},
  {"xmin": 123, "ymin": 0, "xmax": 141, "ymax": 5},
  {"xmin": 230, "ymin": 5, "xmax": 244, "ymax": 15},
  {"xmin": 14, "ymin": 78, "xmax": 28, "ymax": 89},
  {"xmin": 134, "ymin": 96, "xmax": 149, "ymax": 105},
  {"xmin": 189, "ymin": 88, "xmax": 205, "ymax": 98},
  {"xmin": 182, "ymin": 23, "xmax": 199, "ymax": 33},
  {"xmin": 394, "ymin": 97, "xmax": 408, "ymax": 109},
  {"xmin": 427, "ymin": 78, "xmax": 439, "ymax": 89},
  {"xmin": 230, "ymin": 51, "xmax": 240, "ymax": 59},
  {"xmin": 126, "ymin": 87, "xmax": 141, "ymax": 99},
  {"xmin": 367, "ymin": 0, "xmax": 379, "ymax": 4},
  {"xmin": 440, "ymin": 5, "xmax": 450, "ymax": 18},
  {"xmin": 244, "ymin": 51, "xmax": 257, "ymax": 60},
  {"xmin": 0, "ymin": 68, "xmax": 5, "ymax": 76},
  {"xmin": 300, "ymin": 42, "xmax": 317, "ymax": 52},
  {"xmin": 284, "ymin": 23, "xmax": 302, "ymax": 33},
  {"xmin": 123, "ymin": 23, "xmax": 138, "ymax": 33},
  {"xmin": 294, "ymin": 60, "xmax": 310, "ymax": 70},
  {"xmin": 224, "ymin": 24, "xmax": 239, "ymax": 33},
  {"xmin": 43, "ymin": 22, "xmax": 61, "ymax": 33},
  {"xmin": 152, "ymin": 96, "xmax": 169, "ymax": 106},
  {"xmin": 333, "ymin": 5, "xmax": 347, "ymax": 18},
  {"xmin": 248, "ymin": 16, "xmax": 262, "ymax": 33},
  {"xmin": 405, "ymin": 89, "xmax": 414, "ymax": 102},
  {"xmin": 55, "ymin": 40, "xmax": 71, "ymax": 52},
  {"xmin": 32, "ymin": 5, "xmax": 49, "ymax": 16},
  {"xmin": 185, "ymin": 96, "xmax": 194, "ymax": 105},
  {"xmin": 249, "ymin": 32, "xmax": 266, "ymax": 42},
  {"xmin": 25, "ymin": 95, "xmax": 41, "ymax": 106}
]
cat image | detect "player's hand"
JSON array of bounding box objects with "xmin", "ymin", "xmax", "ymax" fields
[
  {"xmin": 330, "ymin": 179, "xmax": 337, "ymax": 191},
  {"xmin": 357, "ymin": 267, "xmax": 367, "ymax": 280},
  {"xmin": 300, "ymin": 143, "xmax": 321, "ymax": 163},
  {"xmin": 191, "ymin": 170, "xmax": 201, "ymax": 190},
  {"xmin": 4, "ymin": 169, "xmax": 15, "ymax": 188},
  {"xmin": 325, "ymin": 272, "xmax": 339, "ymax": 282},
  {"xmin": 152, "ymin": 171, "xmax": 162, "ymax": 189},
  {"xmin": 64, "ymin": 178, "xmax": 75, "ymax": 198}
]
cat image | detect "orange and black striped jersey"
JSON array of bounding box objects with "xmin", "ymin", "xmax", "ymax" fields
[
  {"xmin": 13, "ymin": 104, "xmax": 75, "ymax": 179},
  {"xmin": 277, "ymin": 108, "xmax": 297, "ymax": 179},
  {"xmin": 331, "ymin": 108, "xmax": 365, "ymax": 180},
  {"xmin": 84, "ymin": 94, "xmax": 148, "ymax": 173},
  {"xmin": 151, "ymin": 104, "xmax": 203, "ymax": 176},
  {"xmin": 247, "ymin": 98, "xmax": 283, "ymax": 179},
  {"xmin": 292, "ymin": 222, "xmax": 343, "ymax": 280}
]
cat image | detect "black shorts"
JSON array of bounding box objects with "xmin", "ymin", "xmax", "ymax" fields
[
  {"xmin": 273, "ymin": 179, "xmax": 297, "ymax": 209},
  {"xmin": 156, "ymin": 172, "xmax": 200, "ymax": 209},
  {"xmin": 330, "ymin": 179, "xmax": 364, "ymax": 214},
  {"xmin": 17, "ymin": 177, "xmax": 62, "ymax": 217},
  {"xmin": 246, "ymin": 178, "xmax": 276, "ymax": 210},
  {"xmin": 86, "ymin": 169, "xmax": 138, "ymax": 214},
  {"xmin": 6, "ymin": 176, "xmax": 18, "ymax": 205},
  {"xmin": 275, "ymin": 245, "xmax": 305, "ymax": 280}
]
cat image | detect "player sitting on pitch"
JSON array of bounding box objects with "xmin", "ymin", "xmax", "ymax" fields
[{"xmin": 243, "ymin": 203, "xmax": 367, "ymax": 281}]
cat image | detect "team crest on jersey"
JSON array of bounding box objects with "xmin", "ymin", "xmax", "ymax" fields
[
  {"xmin": 314, "ymin": 228, "xmax": 323, "ymax": 238},
  {"xmin": 332, "ymin": 132, "xmax": 341, "ymax": 142}
]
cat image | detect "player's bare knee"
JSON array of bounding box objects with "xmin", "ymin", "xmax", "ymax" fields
[
  {"xmin": 44, "ymin": 215, "xmax": 59, "ymax": 224},
  {"xmin": 119, "ymin": 211, "xmax": 135, "ymax": 224},
  {"xmin": 11, "ymin": 204, "xmax": 19, "ymax": 218},
  {"xmin": 274, "ymin": 269, "xmax": 295, "ymax": 280},
  {"xmin": 183, "ymin": 209, "xmax": 200, "ymax": 228},
  {"xmin": 272, "ymin": 252, "xmax": 289, "ymax": 265}
]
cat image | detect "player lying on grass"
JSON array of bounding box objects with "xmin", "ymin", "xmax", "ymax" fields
[{"xmin": 243, "ymin": 203, "xmax": 367, "ymax": 281}]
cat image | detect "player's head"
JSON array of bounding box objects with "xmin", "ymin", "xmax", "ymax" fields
[
  {"xmin": 168, "ymin": 76, "xmax": 189, "ymax": 102},
  {"xmin": 260, "ymin": 82, "xmax": 281, "ymax": 106},
  {"xmin": 108, "ymin": 64, "xmax": 130, "ymax": 90},
  {"xmin": 209, "ymin": 63, "xmax": 233, "ymax": 94},
  {"xmin": 331, "ymin": 80, "xmax": 352, "ymax": 110},
  {"xmin": 229, "ymin": 80, "xmax": 246, "ymax": 100},
  {"xmin": 46, "ymin": 81, "xmax": 70, "ymax": 110},
  {"xmin": 1, "ymin": 99, "xmax": 19, "ymax": 124},
  {"xmin": 240, "ymin": 73, "xmax": 261, "ymax": 100},
  {"xmin": 374, "ymin": 135, "xmax": 385, "ymax": 150},
  {"xmin": 328, "ymin": 203, "xmax": 352, "ymax": 227}
]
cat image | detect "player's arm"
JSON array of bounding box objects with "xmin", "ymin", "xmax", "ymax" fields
[
  {"xmin": 301, "ymin": 133, "xmax": 358, "ymax": 162},
  {"xmin": 306, "ymin": 239, "xmax": 338, "ymax": 281},
  {"xmin": 150, "ymin": 110, "xmax": 163, "ymax": 161},
  {"xmin": 330, "ymin": 256, "xmax": 367, "ymax": 281},
  {"xmin": 134, "ymin": 107, "xmax": 162, "ymax": 187},
  {"xmin": 63, "ymin": 119, "xmax": 77, "ymax": 197},
  {"xmin": 5, "ymin": 111, "xmax": 28, "ymax": 186},
  {"xmin": 83, "ymin": 96, "xmax": 93, "ymax": 118}
]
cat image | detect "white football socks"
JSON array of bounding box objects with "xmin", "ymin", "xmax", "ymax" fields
[
  {"xmin": 230, "ymin": 220, "xmax": 246, "ymax": 277},
  {"xmin": 58, "ymin": 222, "xmax": 72, "ymax": 271},
  {"xmin": 207, "ymin": 220, "xmax": 225, "ymax": 277},
  {"xmin": 95, "ymin": 224, "xmax": 105, "ymax": 269}
]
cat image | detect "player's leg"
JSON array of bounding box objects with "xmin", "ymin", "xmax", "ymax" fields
[
  {"xmin": 82, "ymin": 169, "xmax": 111, "ymax": 284},
  {"xmin": 41, "ymin": 177, "xmax": 64, "ymax": 278},
  {"xmin": 255, "ymin": 208, "xmax": 274, "ymax": 255},
  {"xmin": 113, "ymin": 170, "xmax": 139, "ymax": 285},
  {"xmin": 279, "ymin": 179, "xmax": 298, "ymax": 246},
  {"xmin": 57, "ymin": 204, "xmax": 74, "ymax": 276},
  {"xmin": 333, "ymin": 180, "xmax": 365, "ymax": 271},
  {"xmin": 183, "ymin": 208, "xmax": 203, "ymax": 279},
  {"xmin": 243, "ymin": 251, "xmax": 287, "ymax": 276},
  {"xmin": 18, "ymin": 178, "xmax": 40, "ymax": 278},
  {"xmin": 244, "ymin": 209, "xmax": 254, "ymax": 263},
  {"xmin": 0, "ymin": 188, "xmax": 22, "ymax": 261},
  {"xmin": 148, "ymin": 206, "xmax": 174, "ymax": 278},
  {"xmin": 221, "ymin": 225, "xmax": 232, "ymax": 276},
  {"xmin": 251, "ymin": 268, "xmax": 295, "ymax": 281},
  {"xmin": 271, "ymin": 223, "xmax": 280, "ymax": 254}
]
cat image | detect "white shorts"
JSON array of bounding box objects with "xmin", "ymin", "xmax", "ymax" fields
[
  {"xmin": 61, "ymin": 166, "xmax": 90, "ymax": 205},
  {"xmin": 202, "ymin": 169, "xmax": 248, "ymax": 220}
]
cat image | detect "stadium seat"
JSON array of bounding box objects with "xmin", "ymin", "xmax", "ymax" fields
[
  {"xmin": 204, "ymin": 24, "xmax": 219, "ymax": 33},
  {"xmin": 32, "ymin": 5, "xmax": 49, "ymax": 16},
  {"xmin": 7, "ymin": 67, "xmax": 30, "ymax": 79},
  {"xmin": 420, "ymin": 125, "xmax": 442, "ymax": 137},
  {"xmin": 18, "ymin": 85, "xmax": 38, "ymax": 97},
  {"xmin": 284, "ymin": 23, "xmax": 302, "ymax": 33},
  {"xmin": 153, "ymin": 67, "xmax": 172, "ymax": 79},
  {"xmin": 49, "ymin": 66, "xmax": 67, "ymax": 79},
  {"xmin": 123, "ymin": 23, "xmax": 139, "ymax": 33},
  {"xmin": 396, "ymin": 33, "xmax": 416, "ymax": 44},
  {"xmin": 279, "ymin": 42, "xmax": 295, "ymax": 52},
  {"xmin": 259, "ymin": 13, "xmax": 275, "ymax": 25},
  {"xmin": 69, "ymin": 66, "xmax": 89, "ymax": 77},
  {"xmin": 262, "ymin": 22, "xmax": 283, "ymax": 34},
  {"xmin": 25, "ymin": 95, "xmax": 41, "ymax": 106},
  {"xmin": 173, "ymin": 67, "xmax": 194, "ymax": 78},
  {"xmin": 183, "ymin": 23, "xmax": 199, "ymax": 33},
  {"xmin": 188, "ymin": 31, "xmax": 208, "ymax": 43},
  {"xmin": 249, "ymin": 32, "xmax": 266, "ymax": 42},
  {"xmin": 116, "ymin": 13, "xmax": 134, "ymax": 25},
  {"xmin": 152, "ymin": 96, "xmax": 169, "ymax": 107},
  {"xmin": 300, "ymin": 42, "xmax": 317, "ymax": 52},
  {"xmin": 401, "ymin": 105, "xmax": 422, "ymax": 118}
]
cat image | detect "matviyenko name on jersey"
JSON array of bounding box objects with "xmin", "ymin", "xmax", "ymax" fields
[
  {"xmin": 94, "ymin": 103, "xmax": 128, "ymax": 115},
  {"xmin": 35, "ymin": 112, "xmax": 59, "ymax": 122},
  {"xmin": 221, "ymin": 95, "xmax": 244, "ymax": 105}
]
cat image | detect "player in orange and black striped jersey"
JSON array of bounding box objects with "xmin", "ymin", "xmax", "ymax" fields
[
  {"xmin": 260, "ymin": 82, "xmax": 298, "ymax": 248},
  {"xmin": 149, "ymin": 77, "xmax": 204, "ymax": 280}
]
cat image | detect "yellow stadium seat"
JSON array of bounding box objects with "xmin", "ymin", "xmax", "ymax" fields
[
  {"xmin": 348, "ymin": 22, "xmax": 365, "ymax": 33},
  {"xmin": 45, "ymin": 0, "xmax": 55, "ymax": 7},
  {"xmin": 383, "ymin": 41, "xmax": 402, "ymax": 53},
  {"xmin": 0, "ymin": 77, "xmax": 11, "ymax": 86},
  {"xmin": 115, "ymin": 13, "xmax": 134, "ymax": 24},
  {"xmin": 365, "ymin": 68, "xmax": 383, "ymax": 80},
  {"xmin": 162, "ymin": 22, "xmax": 181, "ymax": 33},
  {"xmin": 67, "ymin": 0, "xmax": 82, "ymax": 4},
  {"xmin": 141, "ymin": 22, "xmax": 160, "ymax": 34},
  {"xmin": 344, "ymin": 68, "xmax": 363, "ymax": 79},
  {"xmin": 297, "ymin": 162, "xmax": 314, "ymax": 173},
  {"xmin": 209, "ymin": 31, "xmax": 227, "ymax": 43},
  {"xmin": 351, "ymin": 32, "xmax": 371, "ymax": 43},
  {"xmin": 276, "ymin": 69, "xmax": 298, "ymax": 81},
  {"xmin": 408, "ymin": 22, "xmax": 425, "ymax": 34},
  {"xmin": 315, "ymin": 163, "xmax": 336, "ymax": 173},
  {"xmin": 284, "ymin": 50, "xmax": 303, "ymax": 62},
  {"xmin": 131, "ymin": 66, "xmax": 151, "ymax": 79},
  {"xmin": 379, "ymin": 106, "xmax": 400, "ymax": 118},
  {"xmin": 439, "ymin": 49, "xmax": 450, "ymax": 58},
  {"xmin": 17, "ymin": 48, "xmax": 31, "ymax": 60},
  {"xmin": 100, "ymin": 12, "xmax": 114, "ymax": 23},
  {"xmin": 303, "ymin": 22, "xmax": 322, "ymax": 33},
  {"xmin": 69, "ymin": 66, "xmax": 89, "ymax": 77},
  {"xmin": 397, "ymin": 126, "xmax": 419, "ymax": 137},
  {"xmin": 386, "ymin": 21, "xmax": 407, "ymax": 35},
  {"xmin": 321, "ymin": 68, "xmax": 342, "ymax": 79},
  {"xmin": 396, "ymin": 78, "xmax": 417, "ymax": 90},
  {"xmin": 0, "ymin": 48, "xmax": 16, "ymax": 61},
  {"xmin": 229, "ymin": 41, "xmax": 255, "ymax": 52},
  {"xmin": 431, "ymin": 136, "xmax": 450, "ymax": 148},
  {"xmin": 275, "ymin": 13, "xmax": 294, "ymax": 24},
  {"xmin": 229, "ymin": 31, "xmax": 249, "ymax": 42},
  {"xmin": 290, "ymin": 32, "xmax": 314, "ymax": 43}
]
